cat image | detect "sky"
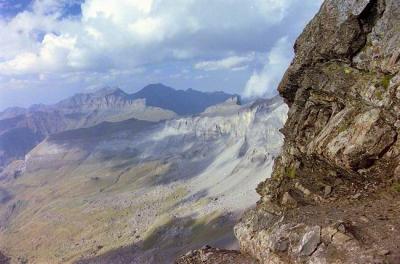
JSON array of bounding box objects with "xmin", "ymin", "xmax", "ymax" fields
[{"xmin": 0, "ymin": 0, "xmax": 323, "ymax": 110}]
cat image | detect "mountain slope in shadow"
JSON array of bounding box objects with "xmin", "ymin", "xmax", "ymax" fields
[{"xmin": 0, "ymin": 84, "xmax": 236, "ymax": 169}]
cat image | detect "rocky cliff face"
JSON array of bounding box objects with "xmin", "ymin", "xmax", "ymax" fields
[
  {"xmin": 178, "ymin": 0, "xmax": 400, "ymax": 263},
  {"xmin": 235, "ymin": 0, "xmax": 400, "ymax": 263}
]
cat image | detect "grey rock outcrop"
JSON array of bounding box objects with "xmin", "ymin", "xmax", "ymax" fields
[
  {"xmin": 234, "ymin": 0, "xmax": 400, "ymax": 263},
  {"xmin": 178, "ymin": 0, "xmax": 400, "ymax": 263},
  {"xmin": 175, "ymin": 246, "xmax": 257, "ymax": 264}
]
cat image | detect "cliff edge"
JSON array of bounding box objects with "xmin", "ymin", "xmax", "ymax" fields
[{"xmin": 178, "ymin": 0, "xmax": 400, "ymax": 263}]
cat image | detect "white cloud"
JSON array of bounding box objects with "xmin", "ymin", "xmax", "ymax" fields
[
  {"xmin": 32, "ymin": 0, "xmax": 65, "ymax": 15},
  {"xmin": 0, "ymin": 0, "xmax": 322, "ymax": 76},
  {"xmin": 0, "ymin": 0, "xmax": 324, "ymax": 110},
  {"xmin": 82, "ymin": 0, "xmax": 154, "ymax": 22},
  {"xmin": 254, "ymin": 0, "xmax": 292, "ymax": 23},
  {"xmin": 0, "ymin": 33, "xmax": 76, "ymax": 74},
  {"xmin": 195, "ymin": 75, "xmax": 206, "ymax": 80},
  {"xmin": 243, "ymin": 37, "xmax": 293, "ymax": 98},
  {"xmin": 194, "ymin": 54, "xmax": 254, "ymax": 71}
]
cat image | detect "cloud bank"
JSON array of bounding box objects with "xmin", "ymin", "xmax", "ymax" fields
[
  {"xmin": 243, "ymin": 37, "xmax": 293, "ymax": 98},
  {"xmin": 194, "ymin": 54, "xmax": 255, "ymax": 71},
  {"xmin": 0, "ymin": 0, "xmax": 299, "ymax": 74},
  {"xmin": 0, "ymin": 0, "xmax": 323, "ymax": 109}
]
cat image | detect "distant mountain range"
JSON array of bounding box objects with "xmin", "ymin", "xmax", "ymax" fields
[
  {"xmin": 0, "ymin": 84, "xmax": 237, "ymax": 169},
  {"xmin": 130, "ymin": 84, "xmax": 239, "ymax": 115},
  {"xmin": 0, "ymin": 94, "xmax": 286, "ymax": 263}
]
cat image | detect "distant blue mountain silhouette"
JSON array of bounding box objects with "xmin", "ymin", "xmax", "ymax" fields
[{"xmin": 130, "ymin": 83, "xmax": 239, "ymax": 115}]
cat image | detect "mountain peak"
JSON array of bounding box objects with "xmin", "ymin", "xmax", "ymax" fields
[
  {"xmin": 92, "ymin": 87, "xmax": 127, "ymax": 97},
  {"xmin": 131, "ymin": 84, "xmax": 237, "ymax": 115},
  {"xmin": 224, "ymin": 96, "xmax": 241, "ymax": 105},
  {"xmin": 141, "ymin": 83, "xmax": 175, "ymax": 92}
]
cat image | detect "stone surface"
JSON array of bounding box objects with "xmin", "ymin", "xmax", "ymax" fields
[
  {"xmin": 175, "ymin": 246, "xmax": 257, "ymax": 264},
  {"xmin": 234, "ymin": 0, "xmax": 400, "ymax": 263},
  {"xmin": 323, "ymin": 185, "xmax": 332, "ymax": 196},
  {"xmin": 0, "ymin": 251, "xmax": 10, "ymax": 264},
  {"xmin": 178, "ymin": 0, "xmax": 400, "ymax": 263},
  {"xmin": 298, "ymin": 226, "xmax": 321, "ymax": 256},
  {"xmin": 281, "ymin": 192, "xmax": 297, "ymax": 208}
]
